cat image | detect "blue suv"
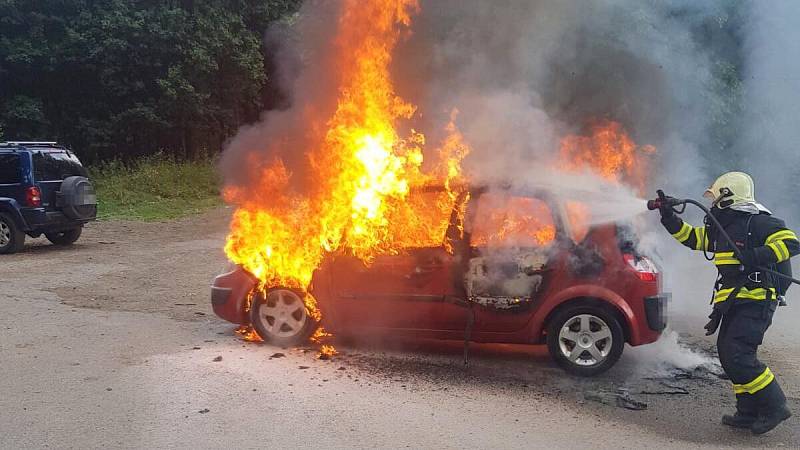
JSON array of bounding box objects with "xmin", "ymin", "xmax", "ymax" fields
[{"xmin": 0, "ymin": 142, "xmax": 97, "ymax": 254}]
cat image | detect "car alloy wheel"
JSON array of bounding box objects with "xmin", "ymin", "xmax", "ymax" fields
[
  {"xmin": 557, "ymin": 314, "xmax": 613, "ymax": 366},
  {"xmin": 254, "ymin": 289, "xmax": 309, "ymax": 339},
  {"xmin": 546, "ymin": 304, "xmax": 624, "ymax": 376},
  {"xmin": 0, "ymin": 213, "xmax": 24, "ymax": 254}
]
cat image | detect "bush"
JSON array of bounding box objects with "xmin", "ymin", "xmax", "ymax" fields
[{"xmin": 89, "ymin": 154, "xmax": 221, "ymax": 221}]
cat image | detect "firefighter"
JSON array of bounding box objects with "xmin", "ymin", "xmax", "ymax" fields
[{"xmin": 658, "ymin": 172, "xmax": 796, "ymax": 435}]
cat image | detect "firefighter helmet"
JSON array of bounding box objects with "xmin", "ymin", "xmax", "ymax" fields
[{"xmin": 703, "ymin": 171, "xmax": 756, "ymax": 208}]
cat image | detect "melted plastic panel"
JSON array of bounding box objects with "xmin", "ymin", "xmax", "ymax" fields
[
  {"xmin": 465, "ymin": 249, "xmax": 549, "ymax": 309},
  {"xmin": 463, "ymin": 192, "xmax": 556, "ymax": 309}
]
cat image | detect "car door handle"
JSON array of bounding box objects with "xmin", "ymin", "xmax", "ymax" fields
[{"xmin": 406, "ymin": 265, "xmax": 441, "ymax": 278}]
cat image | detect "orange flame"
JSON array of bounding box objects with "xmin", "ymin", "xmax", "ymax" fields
[
  {"xmin": 559, "ymin": 120, "xmax": 655, "ymax": 240},
  {"xmin": 559, "ymin": 120, "xmax": 655, "ymax": 195},
  {"xmin": 470, "ymin": 195, "xmax": 556, "ymax": 247},
  {"xmin": 224, "ymin": 0, "xmax": 465, "ymax": 325}
]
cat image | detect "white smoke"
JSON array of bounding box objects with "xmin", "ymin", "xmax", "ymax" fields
[
  {"xmin": 626, "ymin": 328, "xmax": 719, "ymax": 377},
  {"xmin": 734, "ymin": 1, "xmax": 800, "ymax": 217}
]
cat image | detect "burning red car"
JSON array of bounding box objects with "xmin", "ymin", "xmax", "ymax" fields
[{"xmin": 212, "ymin": 185, "xmax": 667, "ymax": 376}]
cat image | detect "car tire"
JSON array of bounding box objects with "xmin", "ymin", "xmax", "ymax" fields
[
  {"xmin": 45, "ymin": 227, "xmax": 83, "ymax": 246},
  {"xmin": 0, "ymin": 213, "xmax": 25, "ymax": 254},
  {"xmin": 546, "ymin": 304, "xmax": 625, "ymax": 377},
  {"xmin": 59, "ymin": 176, "xmax": 97, "ymax": 220},
  {"xmin": 250, "ymin": 288, "xmax": 319, "ymax": 347}
]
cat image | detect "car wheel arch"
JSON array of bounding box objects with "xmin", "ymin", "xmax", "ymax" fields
[
  {"xmin": 0, "ymin": 201, "xmax": 26, "ymax": 229},
  {"xmin": 249, "ymin": 287, "xmax": 320, "ymax": 346},
  {"xmin": 537, "ymin": 295, "xmax": 635, "ymax": 345}
]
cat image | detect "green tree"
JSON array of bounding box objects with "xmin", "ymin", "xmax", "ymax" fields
[{"xmin": 0, "ymin": 0, "xmax": 301, "ymax": 161}]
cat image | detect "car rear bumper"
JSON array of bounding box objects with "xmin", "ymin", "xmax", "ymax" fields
[
  {"xmin": 623, "ymin": 292, "xmax": 670, "ymax": 347},
  {"xmin": 20, "ymin": 207, "xmax": 94, "ymax": 232},
  {"xmin": 644, "ymin": 293, "xmax": 669, "ymax": 332},
  {"xmin": 211, "ymin": 267, "xmax": 257, "ymax": 325}
]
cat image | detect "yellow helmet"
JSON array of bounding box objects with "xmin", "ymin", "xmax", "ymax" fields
[{"xmin": 703, "ymin": 171, "xmax": 755, "ymax": 208}]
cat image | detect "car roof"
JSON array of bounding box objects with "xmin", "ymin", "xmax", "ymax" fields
[
  {"xmin": 0, "ymin": 142, "xmax": 69, "ymax": 152},
  {"xmin": 411, "ymin": 182, "xmax": 556, "ymax": 199}
]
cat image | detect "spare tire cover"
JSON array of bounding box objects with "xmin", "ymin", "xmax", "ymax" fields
[{"xmin": 59, "ymin": 176, "xmax": 97, "ymax": 220}]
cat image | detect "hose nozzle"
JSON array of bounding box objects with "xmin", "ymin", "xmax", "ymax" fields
[
  {"xmin": 646, "ymin": 198, "xmax": 661, "ymax": 211},
  {"xmin": 647, "ymin": 189, "xmax": 684, "ymax": 211}
]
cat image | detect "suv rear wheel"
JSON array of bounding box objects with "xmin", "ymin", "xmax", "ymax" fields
[
  {"xmin": 546, "ymin": 304, "xmax": 624, "ymax": 377},
  {"xmin": 0, "ymin": 213, "xmax": 25, "ymax": 254},
  {"xmin": 45, "ymin": 227, "xmax": 82, "ymax": 246},
  {"xmin": 250, "ymin": 288, "xmax": 319, "ymax": 347}
]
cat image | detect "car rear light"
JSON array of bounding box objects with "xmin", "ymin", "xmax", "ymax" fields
[
  {"xmin": 25, "ymin": 186, "xmax": 42, "ymax": 207},
  {"xmin": 623, "ymin": 253, "xmax": 658, "ymax": 281}
]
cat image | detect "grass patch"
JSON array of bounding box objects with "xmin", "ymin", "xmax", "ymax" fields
[{"xmin": 89, "ymin": 155, "xmax": 222, "ymax": 221}]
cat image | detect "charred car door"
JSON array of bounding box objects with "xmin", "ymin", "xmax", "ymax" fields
[
  {"xmin": 461, "ymin": 189, "xmax": 563, "ymax": 332},
  {"xmin": 330, "ymin": 189, "xmax": 468, "ymax": 331}
]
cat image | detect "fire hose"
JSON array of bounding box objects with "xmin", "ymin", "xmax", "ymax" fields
[{"xmin": 647, "ymin": 189, "xmax": 800, "ymax": 288}]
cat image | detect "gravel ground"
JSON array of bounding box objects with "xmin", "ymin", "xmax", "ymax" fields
[{"xmin": 1, "ymin": 207, "xmax": 797, "ymax": 449}]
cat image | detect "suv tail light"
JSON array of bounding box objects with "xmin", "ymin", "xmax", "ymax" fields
[
  {"xmin": 623, "ymin": 253, "xmax": 658, "ymax": 282},
  {"xmin": 25, "ymin": 186, "xmax": 42, "ymax": 207}
]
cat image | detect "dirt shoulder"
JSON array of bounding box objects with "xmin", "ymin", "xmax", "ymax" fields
[
  {"xmin": 2, "ymin": 208, "xmax": 798, "ymax": 447},
  {"xmin": 4, "ymin": 207, "xmax": 231, "ymax": 322}
]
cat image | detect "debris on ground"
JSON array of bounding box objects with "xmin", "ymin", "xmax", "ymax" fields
[
  {"xmin": 646, "ymin": 364, "xmax": 725, "ymax": 382},
  {"xmin": 270, "ymin": 352, "xmax": 285, "ymax": 359},
  {"xmin": 615, "ymin": 389, "xmax": 648, "ymax": 410},
  {"xmin": 298, "ymin": 366, "xmax": 310, "ymax": 370},
  {"xmin": 212, "ymin": 356, "xmax": 223, "ymax": 362},
  {"xmin": 637, "ymin": 382, "xmax": 689, "ymax": 395},
  {"xmin": 584, "ymin": 388, "xmax": 648, "ymax": 411},
  {"xmin": 198, "ymin": 408, "xmax": 210, "ymax": 414}
]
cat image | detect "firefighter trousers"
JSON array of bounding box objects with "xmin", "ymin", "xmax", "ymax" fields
[{"xmin": 717, "ymin": 301, "xmax": 786, "ymax": 416}]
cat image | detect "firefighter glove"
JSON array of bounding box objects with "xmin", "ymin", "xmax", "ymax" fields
[
  {"xmin": 704, "ymin": 309, "xmax": 722, "ymax": 336},
  {"xmin": 658, "ymin": 195, "xmax": 677, "ymax": 219}
]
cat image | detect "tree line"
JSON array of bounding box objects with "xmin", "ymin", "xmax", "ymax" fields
[{"xmin": 0, "ymin": 0, "xmax": 302, "ymax": 163}]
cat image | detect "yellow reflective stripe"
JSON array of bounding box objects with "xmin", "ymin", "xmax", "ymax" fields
[
  {"xmin": 713, "ymin": 287, "xmax": 776, "ymax": 303},
  {"xmin": 749, "ymin": 371, "xmax": 776, "ymax": 394},
  {"xmin": 737, "ymin": 288, "xmax": 775, "ymax": 300},
  {"xmin": 767, "ymin": 241, "xmax": 789, "ymax": 262},
  {"xmin": 766, "ymin": 230, "xmax": 798, "ymax": 244},
  {"xmin": 714, "ymin": 251, "xmax": 741, "ymax": 265},
  {"xmin": 694, "ymin": 227, "xmax": 708, "ymax": 250},
  {"xmin": 777, "ymin": 240, "xmax": 790, "ymax": 260},
  {"xmin": 732, "ymin": 368, "xmax": 775, "ymax": 395},
  {"xmin": 714, "ymin": 288, "xmax": 734, "ymax": 303},
  {"xmin": 672, "ymin": 222, "xmax": 692, "ymax": 242}
]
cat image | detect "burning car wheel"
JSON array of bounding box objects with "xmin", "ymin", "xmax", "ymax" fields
[
  {"xmin": 546, "ymin": 305, "xmax": 624, "ymax": 377},
  {"xmin": 250, "ymin": 289, "xmax": 318, "ymax": 347}
]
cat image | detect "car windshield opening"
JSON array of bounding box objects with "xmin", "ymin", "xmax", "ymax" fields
[
  {"xmin": 0, "ymin": 154, "xmax": 21, "ymax": 184},
  {"xmin": 33, "ymin": 152, "xmax": 87, "ymax": 181}
]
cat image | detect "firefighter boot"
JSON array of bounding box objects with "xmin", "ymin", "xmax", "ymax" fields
[
  {"xmin": 751, "ymin": 381, "xmax": 792, "ymax": 435},
  {"xmin": 722, "ymin": 395, "xmax": 757, "ymax": 428}
]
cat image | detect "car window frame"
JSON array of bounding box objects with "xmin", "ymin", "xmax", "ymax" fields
[
  {"xmin": 32, "ymin": 150, "xmax": 88, "ymax": 182},
  {"xmin": 0, "ymin": 153, "xmax": 22, "ymax": 185},
  {"xmin": 464, "ymin": 188, "xmax": 567, "ymax": 249}
]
